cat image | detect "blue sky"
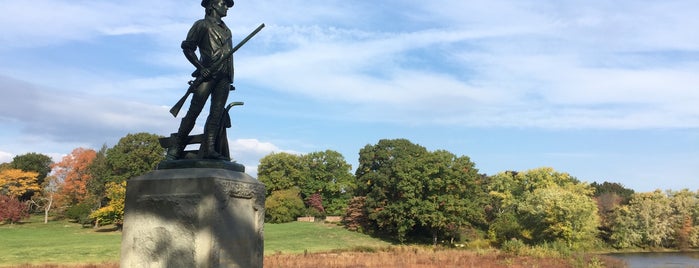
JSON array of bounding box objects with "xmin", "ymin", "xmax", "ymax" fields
[{"xmin": 1, "ymin": 0, "xmax": 698, "ymax": 192}]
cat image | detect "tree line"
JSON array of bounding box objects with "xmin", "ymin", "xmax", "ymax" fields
[{"xmin": 2, "ymin": 134, "xmax": 698, "ymax": 251}]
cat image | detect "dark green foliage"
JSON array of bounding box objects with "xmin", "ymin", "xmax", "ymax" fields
[
  {"xmin": 591, "ymin": 181, "xmax": 634, "ymax": 203},
  {"xmin": 265, "ymin": 188, "xmax": 306, "ymax": 223},
  {"xmin": 11, "ymin": 153, "xmax": 53, "ymax": 186},
  {"xmin": 87, "ymin": 145, "xmax": 110, "ymax": 207},
  {"xmin": 104, "ymin": 133, "xmax": 165, "ymax": 183},
  {"xmin": 11, "ymin": 153, "xmax": 53, "ymax": 201},
  {"xmin": 258, "ymin": 150, "xmax": 356, "ymax": 216},
  {"xmin": 258, "ymin": 152, "xmax": 306, "ymax": 196},
  {"xmin": 64, "ymin": 201, "xmax": 96, "ymax": 226},
  {"xmin": 302, "ymin": 150, "xmax": 356, "ymax": 215},
  {"xmin": 0, "ymin": 194, "xmax": 29, "ymax": 223},
  {"xmin": 489, "ymin": 211, "xmax": 522, "ymax": 245},
  {"xmin": 354, "ymin": 139, "xmax": 485, "ymax": 243}
]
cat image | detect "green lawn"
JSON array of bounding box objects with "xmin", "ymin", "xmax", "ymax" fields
[
  {"xmin": 0, "ymin": 216, "xmax": 121, "ymax": 266},
  {"xmin": 0, "ymin": 216, "xmax": 390, "ymax": 266},
  {"xmin": 264, "ymin": 221, "xmax": 391, "ymax": 254}
]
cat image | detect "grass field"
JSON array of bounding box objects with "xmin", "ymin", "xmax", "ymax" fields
[
  {"xmin": 0, "ymin": 216, "xmax": 625, "ymax": 268},
  {"xmin": 0, "ymin": 216, "xmax": 120, "ymax": 266},
  {"xmin": 0, "ymin": 216, "xmax": 390, "ymax": 266},
  {"xmin": 264, "ymin": 221, "xmax": 391, "ymax": 254}
]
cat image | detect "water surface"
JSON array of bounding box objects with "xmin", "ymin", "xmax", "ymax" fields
[{"xmin": 608, "ymin": 252, "xmax": 699, "ymax": 268}]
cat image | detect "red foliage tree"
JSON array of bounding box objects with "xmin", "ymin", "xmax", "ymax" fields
[
  {"xmin": 305, "ymin": 193, "xmax": 325, "ymax": 214},
  {"xmin": 0, "ymin": 194, "xmax": 29, "ymax": 224}
]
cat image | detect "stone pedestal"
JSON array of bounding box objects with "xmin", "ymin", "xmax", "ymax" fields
[{"xmin": 120, "ymin": 167, "xmax": 265, "ymax": 268}]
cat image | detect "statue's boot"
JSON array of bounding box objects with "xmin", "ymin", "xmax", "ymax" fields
[
  {"xmin": 201, "ymin": 124, "xmax": 227, "ymax": 160},
  {"xmin": 166, "ymin": 118, "xmax": 195, "ymax": 160},
  {"xmin": 165, "ymin": 133, "xmax": 186, "ymax": 160}
]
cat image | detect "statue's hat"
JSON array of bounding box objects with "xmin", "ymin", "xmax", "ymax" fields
[{"xmin": 201, "ymin": 0, "xmax": 234, "ymax": 8}]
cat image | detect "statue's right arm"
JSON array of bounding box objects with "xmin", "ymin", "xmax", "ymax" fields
[{"xmin": 181, "ymin": 21, "xmax": 210, "ymax": 78}]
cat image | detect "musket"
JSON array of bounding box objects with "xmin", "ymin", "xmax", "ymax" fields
[{"xmin": 170, "ymin": 23, "xmax": 265, "ymax": 117}]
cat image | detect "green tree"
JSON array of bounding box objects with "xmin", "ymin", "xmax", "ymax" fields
[
  {"xmin": 610, "ymin": 190, "xmax": 674, "ymax": 248},
  {"xmin": 105, "ymin": 132, "xmax": 165, "ymax": 183},
  {"xmin": 518, "ymin": 185, "xmax": 599, "ymax": 247},
  {"xmin": 265, "ymin": 188, "xmax": 305, "ymax": 223},
  {"xmin": 301, "ymin": 150, "xmax": 355, "ymax": 215},
  {"xmin": 86, "ymin": 145, "xmax": 110, "ymax": 207},
  {"xmin": 354, "ymin": 139, "xmax": 430, "ymax": 242},
  {"xmin": 417, "ymin": 150, "xmax": 487, "ymax": 245},
  {"xmin": 668, "ymin": 189, "xmax": 699, "ymax": 249},
  {"xmin": 354, "ymin": 139, "xmax": 485, "ymax": 243},
  {"xmin": 11, "ymin": 153, "xmax": 53, "ymax": 201},
  {"xmin": 486, "ymin": 167, "xmax": 599, "ymax": 247},
  {"xmin": 257, "ymin": 152, "xmax": 306, "ymax": 196}
]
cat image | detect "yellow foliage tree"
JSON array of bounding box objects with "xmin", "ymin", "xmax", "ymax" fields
[
  {"xmin": 0, "ymin": 168, "xmax": 40, "ymax": 198},
  {"xmin": 89, "ymin": 181, "xmax": 126, "ymax": 227}
]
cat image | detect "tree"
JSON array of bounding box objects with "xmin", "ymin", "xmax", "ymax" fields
[
  {"xmin": 86, "ymin": 145, "xmax": 110, "ymax": 207},
  {"xmin": 11, "ymin": 153, "xmax": 53, "ymax": 186},
  {"xmin": 265, "ymin": 188, "xmax": 305, "ymax": 223},
  {"xmin": 486, "ymin": 167, "xmax": 599, "ymax": 247},
  {"xmin": 517, "ymin": 185, "xmax": 599, "ymax": 247},
  {"xmin": 417, "ymin": 150, "xmax": 487, "ymax": 245},
  {"xmin": 668, "ymin": 189, "xmax": 699, "ymax": 250},
  {"xmin": 33, "ymin": 175, "xmax": 61, "ymax": 224},
  {"xmin": 354, "ymin": 139, "xmax": 430, "ymax": 241},
  {"xmin": 104, "ymin": 132, "xmax": 165, "ymax": 183},
  {"xmin": 257, "ymin": 152, "xmax": 306, "ymax": 196},
  {"xmin": 591, "ymin": 181, "xmax": 634, "ymax": 203},
  {"xmin": 89, "ymin": 181, "xmax": 126, "ymax": 228},
  {"xmin": 301, "ymin": 150, "xmax": 355, "ymax": 215},
  {"xmin": 0, "ymin": 168, "xmax": 40, "ymax": 199},
  {"xmin": 52, "ymin": 148, "xmax": 97, "ymax": 206},
  {"xmin": 610, "ymin": 190, "xmax": 674, "ymax": 248},
  {"xmin": 0, "ymin": 194, "xmax": 29, "ymax": 224},
  {"xmin": 353, "ymin": 139, "xmax": 486, "ymax": 243},
  {"xmin": 11, "ymin": 153, "xmax": 53, "ymax": 201}
]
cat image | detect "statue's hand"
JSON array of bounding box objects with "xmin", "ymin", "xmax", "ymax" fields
[{"xmin": 200, "ymin": 68, "xmax": 211, "ymax": 79}]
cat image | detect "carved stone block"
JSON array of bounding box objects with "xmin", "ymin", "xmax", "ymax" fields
[{"xmin": 120, "ymin": 168, "xmax": 265, "ymax": 268}]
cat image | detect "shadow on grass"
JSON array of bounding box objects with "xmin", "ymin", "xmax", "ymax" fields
[{"xmin": 93, "ymin": 226, "xmax": 121, "ymax": 233}]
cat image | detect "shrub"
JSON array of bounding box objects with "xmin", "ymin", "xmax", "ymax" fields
[
  {"xmin": 265, "ymin": 188, "xmax": 305, "ymax": 223},
  {"xmin": 65, "ymin": 201, "xmax": 95, "ymax": 226},
  {"xmin": 0, "ymin": 194, "xmax": 29, "ymax": 224},
  {"xmin": 500, "ymin": 239, "xmax": 527, "ymax": 255}
]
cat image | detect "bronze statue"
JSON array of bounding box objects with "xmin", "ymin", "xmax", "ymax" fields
[{"xmin": 163, "ymin": 0, "xmax": 263, "ymax": 161}]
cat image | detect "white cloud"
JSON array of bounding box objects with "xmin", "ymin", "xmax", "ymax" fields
[
  {"xmin": 0, "ymin": 151, "xmax": 14, "ymax": 164},
  {"xmin": 228, "ymin": 138, "xmax": 302, "ymax": 177}
]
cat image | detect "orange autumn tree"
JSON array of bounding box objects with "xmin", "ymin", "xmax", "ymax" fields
[{"xmin": 52, "ymin": 148, "xmax": 97, "ymax": 206}]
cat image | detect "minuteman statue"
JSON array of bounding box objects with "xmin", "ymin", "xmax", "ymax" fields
[{"xmin": 167, "ymin": 0, "xmax": 236, "ymax": 160}]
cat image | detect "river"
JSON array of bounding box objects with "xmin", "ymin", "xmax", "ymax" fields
[{"xmin": 608, "ymin": 252, "xmax": 699, "ymax": 268}]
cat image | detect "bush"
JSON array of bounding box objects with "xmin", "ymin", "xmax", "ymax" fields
[
  {"xmin": 265, "ymin": 189, "xmax": 305, "ymax": 223},
  {"xmin": 0, "ymin": 194, "xmax": 29, "ymax": 224},
  {"xmin": 500, "ymin": 239, "xmax": 527, "ymax": 255},
  {"xmin": 65, "ymin": 202, "xmax": 95, "ymax": 226}
]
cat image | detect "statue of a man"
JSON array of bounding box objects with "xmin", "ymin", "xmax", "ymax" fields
[{"xmin": 166, "ymin": 0, "xmax": 235, "ymax": 160}]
